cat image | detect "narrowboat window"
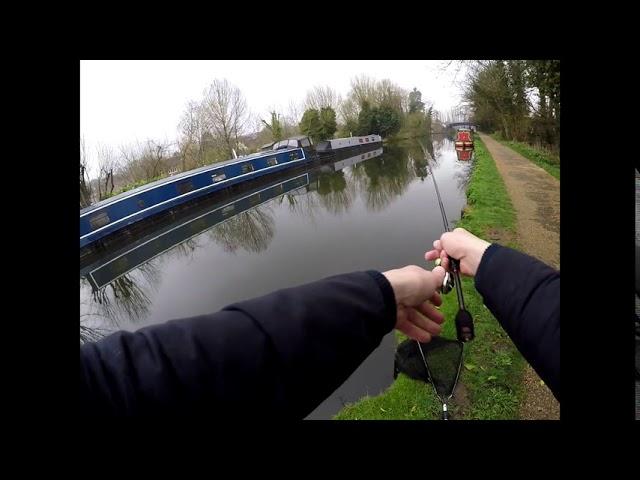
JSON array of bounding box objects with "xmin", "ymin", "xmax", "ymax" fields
[
  {"xmin": 212, "ymin": 173, "xmax": 227, "ymax": 183},
  {"xmin": 89, "ymin": 212, "xmax": 110, "ymax": 230},
  {"xmin": 241, "ymin": 163, "xmax": 254, "ymax": 174},
  {"xmin": 177, "ymin": 180, "xmax": 194, "ymax": 195},
  {"xmin": 267, "ymin": 157, "xmax": 278, "ymax": 167}
]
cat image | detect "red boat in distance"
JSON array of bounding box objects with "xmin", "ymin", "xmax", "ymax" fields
[{"xmin": 454, "ymin": 129, "xmax": 474, "ymax": 148}]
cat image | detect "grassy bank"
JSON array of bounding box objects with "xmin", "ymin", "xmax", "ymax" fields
[
  {"xmin": 491, "ymin": 135, "xmax": 560, "ymax": 180},
  {"xmin": 334, "ymin": 137, "xmax": 526, "ymax": 420}
]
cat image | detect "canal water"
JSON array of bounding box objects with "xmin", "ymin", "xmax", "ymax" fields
[{"xmin": 80, "ymin": 134, "xmax": 473, "ymax": 419}]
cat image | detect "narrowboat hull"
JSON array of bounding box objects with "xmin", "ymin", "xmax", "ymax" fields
[{"xmin": 315, "ymin": 134, "xmax": 382, "ymax": 152}]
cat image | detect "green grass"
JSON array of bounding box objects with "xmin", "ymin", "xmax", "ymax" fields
[
  {"xmin": 491, "ymin": 135, "xmax": 560, "ymax": 180},
  {"xmin": 334, "ymin": 137, "xmax": 526, "ymax": 420}
]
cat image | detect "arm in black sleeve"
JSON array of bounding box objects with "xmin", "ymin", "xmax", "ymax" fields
[
  {"xmin": 475, "ymin": 244, "xmax": 560, "ymax": 401},
  {"xmin": 80, "ymin": 270, "xmax": 397, "ymax": 417}
]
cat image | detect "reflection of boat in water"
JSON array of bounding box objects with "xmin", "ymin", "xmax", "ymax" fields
[
  {"xmin": 455, "ymin": 147, "xmax": 474, "ymax": 161},
  {"xmin": 320, "ymin": 147, "xmax": 384, "ymax": 172},
  {"xmin": 80, "ymin": 146, "xmax": 384, "ymax": 291},
  {"xmin": 80, "ymin": 135, "xmax": 382, "ymax": 249}
]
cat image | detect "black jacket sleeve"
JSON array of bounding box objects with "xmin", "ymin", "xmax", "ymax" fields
[
  {"xmin": 80, "ymin": 270, "xmax": 397, "ymax": 417},
  {"xmin": 475, "ymin": 244, "xmax": 560, "ymax": 401}
]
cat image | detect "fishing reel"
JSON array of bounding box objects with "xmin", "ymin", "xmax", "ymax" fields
[{"xmin": 434, "ymin": 258, "xmax": 455, "ymax": 294}]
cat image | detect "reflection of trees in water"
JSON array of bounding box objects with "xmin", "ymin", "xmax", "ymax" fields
[
  {"xmin": 91, "ymin": 264, "xmax": 160, "ymax": 325},
  {"xmin": 403, "ymin": 139, "xmax": 429, "ymax": 180},
  {"xmin": 80, "ymin": 260, "xmax": 162, "ymax": 343},
  {"xmin": 316, "ymin": 171, "xmax": 353, "ymax": 215},
  {"xmin": 432, "ymin": 136, "xmax": 452, "ymax": 162},
  {"xmin": 80, "ymin": 312, "xmax": 111, "ymax": 344},
  {"xmin": 162, "ymin": 237, "xmax": 202, "ymax": 265},
  {"xmin": 208, "ymin": 206, "xmax": 275, "ymax": 253},
  {"xmin": 278, "ymin": 189, "xmax": 322, "ymax": 225},
  {"xmin": 355, "ymin": 145, "xmax": 415, "ymax": 212}
]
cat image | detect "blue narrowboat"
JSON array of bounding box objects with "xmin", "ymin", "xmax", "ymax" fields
[{"xmin": 80, "ymin": 146, "xmax": 308, "ymax": 248}]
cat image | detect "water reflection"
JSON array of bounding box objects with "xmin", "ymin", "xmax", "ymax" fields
[
  {"xmin": 208, "ymin": 207, "xmax": 276, "ymax": 253},
  {"xmin": 356, "ymin": 145, "xmax": 413, "ymax": 211},
  {"xmin": 455, "ymin": 147, "xmax": 474, "ymax": 162},
  {"xmin": 317, "ymin": 171, "xmax": 354, "ymax": 215}
]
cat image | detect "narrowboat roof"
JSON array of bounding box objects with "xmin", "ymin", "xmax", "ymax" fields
[{"xmin": 80, "ymin": 147, "xmax": 299, "ymax": 216}]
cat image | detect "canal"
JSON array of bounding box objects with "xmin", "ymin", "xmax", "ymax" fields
[{"xmin": 79, "ymin": 134, "xmax": 473, "ymax": 419}]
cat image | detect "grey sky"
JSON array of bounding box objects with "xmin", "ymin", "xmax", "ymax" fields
[{"xmin": 80, "ymin": 60, "xmax": 466, "ymax": 174}]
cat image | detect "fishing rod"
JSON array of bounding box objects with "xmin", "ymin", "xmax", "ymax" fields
[{"xmin": 419, "ymin": 141, "xmax": 475, "ymax": 343}]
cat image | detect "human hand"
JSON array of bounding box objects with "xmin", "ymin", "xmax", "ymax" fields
[
  {"xmin": 424, "ymin": 227, "xmax": 491, "ymax": 277},
  {"xmin": 382, "ymin": 265, "xmax": 446, "ymax": 343}
]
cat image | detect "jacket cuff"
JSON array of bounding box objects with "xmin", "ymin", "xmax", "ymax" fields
[
  {"xmin": 474, "ymin": 243, "xmax": 504, "ymax": 291},
  {"xmin": 365, "ymin": 270, "xmax": 397, "ymax": 333}
]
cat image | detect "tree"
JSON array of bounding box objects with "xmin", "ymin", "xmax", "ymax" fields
[
  {"xmin": 461, "ymin": 59, "xmax": 559, "ymax": 149},
  {"xmin": 338, "ymin": 97, "xmax": 359, "ymax": 136},
  {"xmin": 118, "ymin": 140, "xmax": 170, "ymax": 185},
  {"xmin": 349, "ymin": 75, "xmax": 378, "ymax": 107},
  {"xmin": 318, "ymin": 107, "xmax": 337, "ymax": 140},
  {"xmin": 355, "ymin": 100, "xmax": 401, "ymax": 138},
  {"xmin": 80, "ymin": 136, "xmax": 93, "ymax": 208},
  {"xmin": 299, "ymin": 108, "xmax": 322, "ymax": 142},
  {"xmin": 304, "ymin": 86, "xmax": 342, "ymax": 112},
  {"xmin": 261, "ymin": 111, "xmax": 284, "ymax": 142},
  {"xmin": 524, "ymin": 60, "xmax": 560, "ymax": 148},
  {"xmin": 408, "ymin": 87, "xmax": 425, "ymax": 113},
  {"xmin": 96, "ymin": 143, "xmax": 118, "ymax": 200},
  {"xmin": 178, "ymin": 101, "xmax": 205, "ymax": 172},
  {"xmin": 201, "ymin": 79, "xmax": 250, "ymax": 159},
  {"xmin": 356, "ymin": 100, "xmax": 375, "ymax": 136},
  {"xmin": 376, "ymin": 79, "xmax": 405, "ymax": 117},
  {"xmin": 375, "ymin": 104, "xmax": 402, "ymax": 138}
]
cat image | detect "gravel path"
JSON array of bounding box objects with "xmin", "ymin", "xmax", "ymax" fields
[{"xmin": 479, "ymin": 133, "xmax": 560, "ymax": 420}]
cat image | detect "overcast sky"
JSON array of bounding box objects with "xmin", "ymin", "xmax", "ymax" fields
[{"xmin": 80, "ymin": 60, "xmax": 467, "ymax": 174}]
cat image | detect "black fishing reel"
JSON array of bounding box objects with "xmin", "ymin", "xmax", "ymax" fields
[{"xmin": 434, "ymin": 258, "xmax": 455, "ymax": 294}]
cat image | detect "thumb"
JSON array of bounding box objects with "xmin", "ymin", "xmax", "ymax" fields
[{"xmin": 431, "ymin": 266, "xmax": 446, "ymax": 288}]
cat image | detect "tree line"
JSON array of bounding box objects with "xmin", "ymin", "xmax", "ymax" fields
[
  {"xmin": 461, "ymin": 60, "xmax": 560, "ymax": 150},
  {"xmin": 81, "ymin": 76, "xmax": 441, "ymax": 209}
]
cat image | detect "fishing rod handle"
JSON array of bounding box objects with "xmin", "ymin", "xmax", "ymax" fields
[
  {"xmin": 449, "ymin": 256, "xmax": 461, "ymax": 275},
  {"xmin": 434, "ymin": 256, "xmax": 461, "ymax": 277}
]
